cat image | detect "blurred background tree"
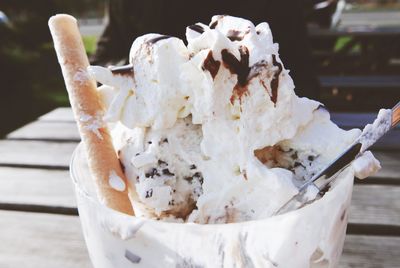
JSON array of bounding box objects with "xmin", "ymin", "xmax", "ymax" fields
[
  {"xmin": 1, "ymin": 0, "xmax": 399, "ymax": 137},
  {"xmin": 0, "ymin": 0, "xmax": 105, "ymax": 137}
]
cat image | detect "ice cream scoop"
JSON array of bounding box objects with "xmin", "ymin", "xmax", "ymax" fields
[{"xmin": 87, "ymin": 15, "xmax": 381, "ymax": 223}]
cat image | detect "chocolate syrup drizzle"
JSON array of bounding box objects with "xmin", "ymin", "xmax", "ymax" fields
[
  {"xmin": 209, "ymin": 20, "xmax": 218, "ymax": 29},
  {"xmin": 188, "ymin": 24, "xmax": 205, "ymax": 34},
  {"xmin": 200, "ymin": 47, "xmax": 283, "ymax": 105},
  {"xmin": 202, "ymin": 51, "xmax": 220, "ymax": 79},
  {"xmin": 248, "ymin": 61, "xmax": 268, "ymax": 81},
  {"xmin": 221, "ymin": 46, "xmax": 250, "ymax": 103},
  {"xmin": 270, "ymin": 55, "xmax": 282, "ymax": 104},
  {"xmin": 221, "ymin": 47, "xmax": 250, "ymax": 86},
  {"xmin": 209, "ymin": 15, "xmax": 227, "ymax": 29},
  {"xmin": 147, "ymin": 35, "xmax": 173, "ymax": 44},
  {"xmin": 226, "ymin": 30, "xmax": 245, "ymax": 42},
  {"xmin": 110, "ymin": 64, "xmax": 134, "ymax": 76}
]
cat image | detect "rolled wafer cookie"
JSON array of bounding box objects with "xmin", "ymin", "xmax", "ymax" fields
[{"xmin": 49, "ymin": 14, "xmax": 134, "ymax": 215}]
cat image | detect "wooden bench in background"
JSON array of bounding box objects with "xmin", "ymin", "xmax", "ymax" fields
[
  {"xmin": 319, "ymin": 75, "xmax": 400, "ymax": 112},
  {"xmin": 309, "ymin": 14, "xmax": 400, "ymax": 112},
  {"xmin": 0, "ymin": 107, "xmax": 399, "ymax": 267}
]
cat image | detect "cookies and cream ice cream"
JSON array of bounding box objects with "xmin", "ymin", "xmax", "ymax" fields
[{"xmin": 88, "ymin": 15, "xmax": 380, "ymax": 224}]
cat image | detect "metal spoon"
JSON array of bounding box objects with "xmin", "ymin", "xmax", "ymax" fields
[{"xmin": 274, "ymin": 101, "xmax": 400, "ymax": 215}]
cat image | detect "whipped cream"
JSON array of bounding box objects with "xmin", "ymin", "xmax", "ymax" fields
[
  {"xmin": 357, "ymin": 108, "xmax": 392, "ymax": 152},
  {"xmin": 88, "ymin": 15, "xmax": 380, "ymax": 223},
  {"xmin": 352, "ymin": 151, "xmax": 381, "ymax": 179}
]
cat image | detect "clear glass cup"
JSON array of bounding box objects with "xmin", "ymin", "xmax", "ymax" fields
[{"xmin": 70, "ymin": 142, "xmax": 354, "ymax": 268}]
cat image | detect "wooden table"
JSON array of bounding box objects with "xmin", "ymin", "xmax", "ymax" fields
[{"xmin": 1, "ymin": 108, "xmax": 399, "ymax": 268}]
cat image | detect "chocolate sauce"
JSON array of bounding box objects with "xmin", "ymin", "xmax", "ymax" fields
[
  {"xmin": 221, "ymin": 47, "xmax": 251, "ymax": 104},
  {"xmin": 210, "ymin": 15, "xmax": 226, "ymax": 29},
  {"xmin": 119, "ymin": 160, "xmax": 125, "ymax": 173},
  {"xmin": 202, "ymin": 51, "xmax": 220, "ymax": 79},
  {"xmin": 227, "ymin": 30, "xmax": 244, "ymax": 41},
  {"xmin": 147, "ymin": 35, "xmax": 173, "ymax": 44},
  {"xmin": 110, "ymin": 64, "xmax": 134, "ymax": 76},
  {"xmin": 209, "ymin": 20, "xmax": 218, "ymax": 29},
  {"xmin": 188, "ymin": 24, "xmax": 205, "ymax": 34},
  {"xmin": 248, "ymin": 60, "xmax": 268, "ymax": 81},
  {"xmin": 270, "ymin": 55, "xmax": 282, "ymax": 104},
  {"xmin": 221, "ymin": 47, "xmax": 250, "ymax": 86},
  {"xmin": 162, "ymin": 168, "xmax": 175, "ymax": 176}
]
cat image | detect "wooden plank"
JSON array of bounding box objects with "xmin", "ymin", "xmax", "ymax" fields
[
  {"xmin": 0, "ymin": 210, "xmax": 91, "ymax": 268},
  {"xmin": 362, "ymin": 132, "xmax": 400, "ymax": 151},
  {"xmin": 331, "ymin": 112, "xmax": 400, "ymax": 130},
  {"xmin": 6, "ymin": 120, "xmax": 80, "ymax": 142},
  {"xmin": 370, "ymin": 166, "xmax": 400, "ymax": 181},
  {"xmin": 372, "ymin": 132, "xmax": 400, "ymax": 151},
  {"xmin": 320, "ymin": 75, "xmax": 400, "ymax": 88},
  {"xmin": 373, "ymin": 151, "xmax": 400, "ymax": 166},
  {"xmin": 0, "ymin": 167, "xmax": 76, "ymax": 209},
  {"xmin": 331, "ymin": 112, "xmax": 376, "ymax": 128},
  {"xmin": 0, "ymin": 142, "xmax": 397, "ymax": 210},
  {"xmin": 0, "ymin": 164, "xmax": 397, "ymax": 230},
  {"xmin": 331, "ymin": 113, "xmax": 400, "ymax": 150},
  {"xmin": 349, "ymin": 184, "xmax": 400, "ymax": 227},
  {"xmin": 368, "ymin": 151, "xmax": 400, "ymax": 181},
  {"xmin": 39, "ymin": 107, "xmax": 74, "ymax": 122},
  {"xmin": 0, "ymin": 140, "xmax": 77, "ymax": 169},
  {"xmin": 339, "ymin": 11, "xmax": 400, "ymax": 29},
  {"xmin": 309, "ymin": 26, "xmax": 400, "ymax": 37},
  {"xmin": 340, "ymin": 235, "xmax": 400, "ymax": 268}
]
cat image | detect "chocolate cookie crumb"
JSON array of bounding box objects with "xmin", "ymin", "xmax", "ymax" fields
[
  {"xmin": 125, "ymin": 250, "xmax": 141, "ymax": 264},
  {"xmin": 145, "ymin": 189, "xmax": 153, "ymax": 198},
  {"xmin": 162, "ymin": 168, "xmax": 175, "ymax": 176}
]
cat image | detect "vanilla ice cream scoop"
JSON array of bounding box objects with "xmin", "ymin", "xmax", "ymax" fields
[
  {"xmin": 88, "ymin": 15, "xmax": 380, "ymax": 223},
  {"xmin": 111, "ymin": 117, "xmax": 204, "ymax": 220}
]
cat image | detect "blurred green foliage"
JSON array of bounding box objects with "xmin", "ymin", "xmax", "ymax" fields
[
  {"xmin": 0, "ymin": 1, "xmax": 104, "ymax": 137},
  {"xmin": 334, "ymin": 37, "xmax": 361, "ymax": 53},
  {"xmin": 83, "ymin": 36, "xmax": 98, "ymax": 55}
]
